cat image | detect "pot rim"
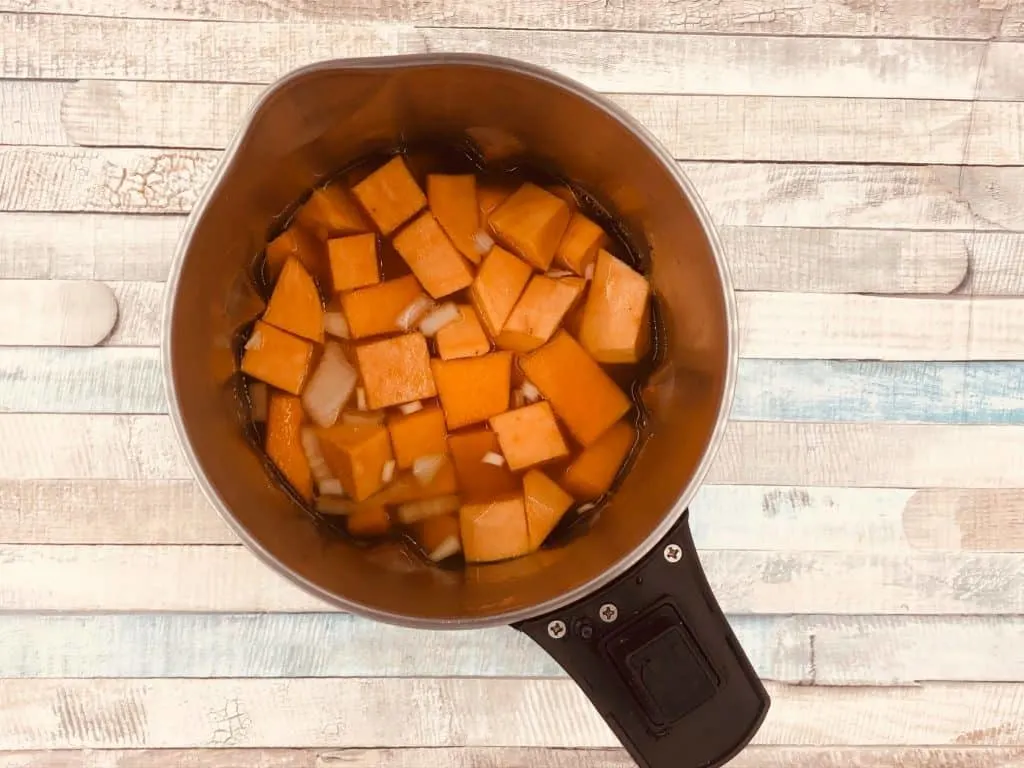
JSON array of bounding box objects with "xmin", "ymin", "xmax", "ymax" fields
[{"xmin": 162, "ymin": 53, "xmax": 738, "ymax": 629}]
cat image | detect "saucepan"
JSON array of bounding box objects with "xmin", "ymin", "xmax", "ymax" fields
[{"xmin": 163, "ymin": 54, "xmax": 769, "ymax": 768}]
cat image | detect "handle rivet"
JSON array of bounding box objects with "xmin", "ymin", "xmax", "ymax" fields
[
  {"xmin": 664, "ymin": 544, "xmax": 683, "ymax": 563},
  {"xmin": 547, "ymin": 620, "xmax": 567, "ymax": 639},
  {"xmin": 599, "ymin": 603, "xmax": 619, "ymax": 623}
]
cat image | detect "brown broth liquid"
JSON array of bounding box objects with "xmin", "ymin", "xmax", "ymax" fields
[{"xmin": 243, "ymin": 139, "xmax": 661, "ymax": 564}]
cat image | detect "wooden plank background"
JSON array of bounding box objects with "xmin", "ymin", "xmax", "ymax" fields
[{"xmin": 2, "ymin": 0, "xmax": 1024, "ymax": 766}]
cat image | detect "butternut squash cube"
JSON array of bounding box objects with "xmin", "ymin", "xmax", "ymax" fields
[
  {"xmin": 495, "ymin": 274, "xmax": 585, "ymax": 353},
  {"xmin": 352, "ymin": 156, "xmax": 427, "ymax": 235},
  {"xmin": 266, "ymin": 225, "xmax": 326, "ymax": 284},
  {"xmin": 368, "ymin": 455, "xmax": 459, "ymax": 505},
  {"xmin": 412, "ymin": 514, "xmax": 462, "ymax": 561},
  {"xmin": 262, "ymin": 257, "xmax": 324, "ymax": 342},
  {"xmin": 555, "ymin": 212, "xmax": 607, "ymax": 276},
  {"xmin": 579, "ymin": 249, "xmax": 652, "ymax": 364},
  {"xmin": 347, "ymin": 505, "xmax": 392, "ymax": 538},
  {"xmin": 428, "ymin": 174, "xmax": 483, "ymax": 264},
  {"xmin": 431, "ymin": 352, "xmax": 512, "ymax": 429},
  {"xmin": 448, "ymin": 429, "xmax": 519, "ymax": 501},
  {"xmin": 265, "ymin": 392, "xmax": 313, "ymax": 502},
  {"xmin": 477, "ymin": 182, "xmax": 513, "ymax": 219},
  {"xmin": 354, "ymin": 333, "xmax": 437, "ymax": 410},
  {"xmin": 388, "ymin": 406, "xmax": 448, "ymax": 469},
  {"xmin": 316, "ymin": 422, "xmax": 393, "ymax": 501},
  {"xmin": 327, "ymin": 233, "xmax": 380, "ymax": 293},
  {"xmin": 523, "ymin": 470, "xmax": 574, "ymax": 551},
  {"xmin": 434, "ymin": 304, "xmax": 491, "ymax": 360},
  {"xmin": 520, "ymin": 331, "xmax": 630, "ymax": 446},
  {"xmin": 241, "ymin": 320, "xmax": 314, "ymax": 396},
  {"xmin": 489, "ymin": 401, "xmax": 569, "ymax": 471},
  {"xmin": 460, "ymin": 495, "xmax": 531, "ymax": 563},
  {"xmin": 545, "ymin": 184, "xmax": 578, "ymax": 212},
  {"xmin": 295, "ymin": 186, "xmax": 369, "ymax": 240},
  {"xmin": 562, "ymin": 420, "xmax": 636, "ymax": 500},
  {"xmin": 488, "ymin": 182, "xmax": 571, "ymax": 271},
  {"xmin": 393, "ymin": 211, "xmax": 474, "ymax": 299},
  {"xmin": 340, "ymin": 275, "xmax": 426, "ymax": 339},
  {"xmin": 470, "ymin": 246, "xmax": 532, "ymax": 337}
]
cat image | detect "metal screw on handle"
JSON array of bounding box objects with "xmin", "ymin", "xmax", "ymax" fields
[
  {"xmin": 547, "ymin": 620, "xmax": 567, "ymax": 639},
  {"xmin": 599, "ymin": 603, "xmax": 619, "ymax": 623},
  {"xmin": 664, "ymin": 544, "xmax": 683, "ymax": 563}
]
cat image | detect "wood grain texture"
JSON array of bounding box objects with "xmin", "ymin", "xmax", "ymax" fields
[
  {"xmin": 2, "ymin": 613, "xmax": 1023, "ymax": 684},
  {"xmin": 1, "ymin": 747, "xmax": 1022, "ymax": 768},
  {"xmin": 0, "ymin": 281, "xmax": 117, "ymax": 346},
  {"xmin": 3, "ymin": 544, "xmax": 1024, "ymax": 614},
  {"xmin": 50, "ymin": 79, "xmax": 1024, "ymax": 166},
  {"xmin": 0, "ymin": 80, "xmax": 68, "ymax": 145},
  {"xmin": 1, "ymin": 0, "xmax": 1020, "ymax": 39},
  {"xmin": 3, "ymin": 678, "xmax": 1024, "ymax": 748},
  {"xmin": 4, "ymin": 16, "xmax": 1024, "ymax": 100}
]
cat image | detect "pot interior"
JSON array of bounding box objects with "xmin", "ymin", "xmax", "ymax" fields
[{"xmin": 165, "ymin": 56, "xmax": 732, "ymax": 626}]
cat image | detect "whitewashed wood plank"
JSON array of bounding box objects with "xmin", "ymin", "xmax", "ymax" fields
[
  {"xmin": 964, "ymin": 231, "xmax": 1024, "ymax": 296},
  {"xmin": 4, "ymin": 678, "xmax": 1024, "ymax": 748},
  {"xmin": 104, "ymin": 282, "xmax": 162, "ymax": 346},
  {"xmin": 1, "ymin": 747, "xmax": 1022, "ymax": 768},
  {"xmin": 2, "ymin": 545, "xmax": 1024, "ymax": 614},
  {"xmin": 739, "ymin": 293, "xmax": 1024, "ymax": 360},
  {"xmin": 5, "ymin": 16, "xmax": 1023, "ymax": 100},
  {"xmin": 0, "ymin": 0, "xmax": 1019, "ymax": 39},
  {"xmin": 56, "ymin": 80, "xmax": 1024, "ymax": 166},
  {"xmin": 0, "ymin": 281, "xmax": 117, "ymax": 347},
  {"xmin": 3, "ymin": 415, "xmax": 1024, "ymax": 487},
  {"xmin": 0, "ymin": 81, "xmax": 68, "ymax": 145}
]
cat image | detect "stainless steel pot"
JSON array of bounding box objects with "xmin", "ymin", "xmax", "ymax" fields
[{"xmin": 163, "ymin": 54, "xmax": 768, "ymax": 768}]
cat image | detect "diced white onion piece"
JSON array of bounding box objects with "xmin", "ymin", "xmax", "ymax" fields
[
  {"xmin": 324, "ymin": 312, "xmax": 350, "ymax": 339},
  {"xmin": 342, "ymin": 410, "xmax": 385, "ymax": 426},
  {"xmin": 244, "ymin": 329, "xmax": 263, "ymax": 350},
  {"xmin": 396, "ymin": 295, "xmax": 435, "ymax": 331},
  {"xmin": 356, "ymin": 387, "xmax": 367, "ymax": 411},
  {"xmin": 418, "ymin": 302, "xmax": 460, "ymax": 337},
  {"xmin": 399, "ymin": 401, "xmax": 424, "ymax": 415},
  {"xmin": 473, "ymin": 230, "xmax": 495, "ymax": 256},
  {"xmin": 426, "ymin": 535, "xmax": 462, "ymax": 562},
  {"xmin": 584, "ymin": 264, "xmax": 595, "ymax": 281},
  {"xmin": 318, "ymin": 478, "xmax": 345, "ymax": 496},
  {"xmin": 412, "ymin": 454, "xmax": 445, "ymax": 486},
  {"xmin": 300, "ymin": 427, "xmax": 333, "ymax": 484},
  {"xmin": 545, "ymin": 269, "xmax": 574, "ymax": 279},
  {"xmin": 316, "ymin": 495, "xmax": 355, "ymax": 515},
  {"xmin": 481, "ymin": 451, "xmax": 505, "ymax": 467},
  {"xmin": 578, "ymin": 502, "xmax": 597, "ymax": 513},
  {"xmin": 396, "ymin": 494, "xmax": 461, "ymax": 524},
  {"xmin": 521, "ymin": 380, "xmax": 541, "ymax": 402},
  {"xmin": 381, "ymin": 459, "xmax": 396, "ymax": 485},
  {"xmin": 301, "ymin": 343, "xmax": 358, "ymax": 428},
  {"xmin": 511, "ymin": 389, "xmax": 525, "ymax": 409},
  {"xmin": 249, "ymin": 381, "xmax": 268, "ymax": 421}
]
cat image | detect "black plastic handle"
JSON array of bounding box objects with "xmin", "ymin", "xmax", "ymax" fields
[{"xmin": 513, "ymin": 509, "xmax": 769, "ymax": 768}]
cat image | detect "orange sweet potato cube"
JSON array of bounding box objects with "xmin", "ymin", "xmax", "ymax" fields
[
  {"xmin": 434, "ymin": 304, "xmax": 492, "ymax": 360},
  {"xmin": 555, "ymin": 212, "xmax": 607, "ymax": 276},
  {"xmin": 477, "ymin": 182, "xmax": 513, "ymax": 219},
  {"xmin": 388, "ymin": 406, "xmax": 448, "ymax": 469},
  {"xmin": 265, "ymin": 392, "xmax": 313, "ymax": 502},
  {"xmin": 545, "ymin": 184, "xmax": 578, "ymax": 212},
  {"xmin": 488, "ymin": 182, "xmax": 571, "ymax": 271},
  {"xmin": 367, "ymin": 455, "xmax": 459, "ymax": 505},
  {"xmin": 241, "ymin": 320, "xmax": 315, "ymax": 396},
  {"xmin": 520, "ymin": 331, "xmax": 630, "ymax": 446},
  {"xmin": 266, "ymin": 225, "xmax": 326, "ymax": 284},
  {"xmin": 470, "ymin": 246, "xmax": 532, "ymax": 337},
  {"xmin": 316, "ymin": 422, "xmax": 394, "ymax": 501},
  {"xmin": 328, "ymin": 233, "xmax": 380, "ymax": 293},
  {"xmin": 448, "ymin": 429, "xmax": 519, "ymax": 501},
  {"xmin": 341, "ymin": 275, "xmax": 427, "ymax": 339},
  {"xmin": 496, "ymin": 275, "xmax": 585, "ymax": 353},
  {"xmin": 347, "ymin": 505, "xmax": 392, "ymax": 538},
  {"xmin": 431, "ymin": 352, "xmax": 512, "ymax": 429},
  {"xmin": 579, "ymin": 250, "xmax": 652, "ymax": 363},
  {"xmin": 295, "ymin": 185, "xmax": 369, "ymax": 240},
  {"xmin": 262, "ymin": 257, "xmax": 324, "ymax": 342},
  {"xmin": 489, "ymin": 401, "xmax": 569, "ymax": 471},
  {"xmin": 428, "ymin": 174, "xmax": 483, "ymax": 264},
  {"xmin": 355, "ymin": 333, "xmax": 437, "ymax": 410},
  {"xmin": 460, "ymin": 495, "xmax": 531, "ymax": 563},
  {"xmin": 562, "ymin": 420, "xmax": 636, "ymax": 500},
  {"xmin": 352, "ymin": 156, "xmax": 427, "ymax": 235},
  {"xmin": 523, "ymin": 469, "xmax": 574, "ymax": 551},
  {"xmin": 393, "ymin": 211, "xmax": 474, "ymax": 299},
  {"xmin": 412, "ymin": 514, "xmax": 462, "ymax": 561}
]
